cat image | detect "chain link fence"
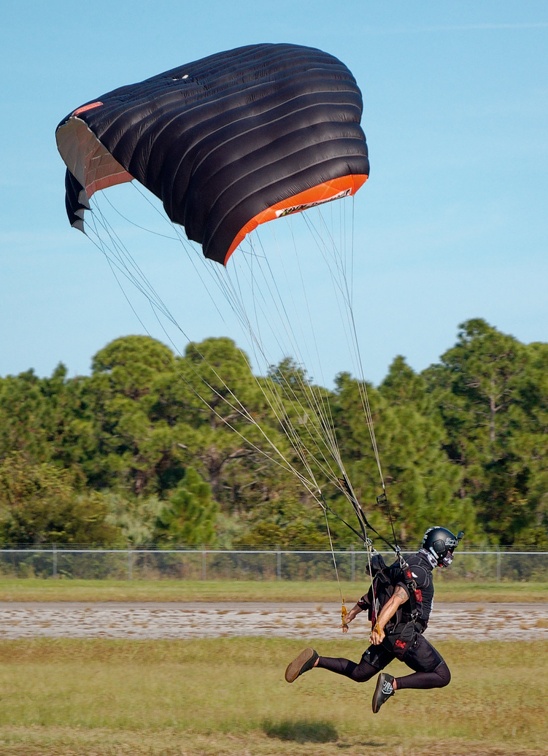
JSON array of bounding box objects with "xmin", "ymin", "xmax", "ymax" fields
[{"xmin": 0, "ymin": 548, "xmax": 546, "ymax": 582}]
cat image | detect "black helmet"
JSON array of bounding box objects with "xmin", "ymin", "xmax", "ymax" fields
[{"xmin": 421, "ymin": 527, "xmax": 463, "ymax": 567}]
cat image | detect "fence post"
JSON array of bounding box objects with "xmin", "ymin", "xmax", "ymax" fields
[
  {"xmin": 350, "ymin": 545, "xmax": 355, "ymax": 582},
  {"xmin": 276, "ymin": 547, "xmax": 282, "ymax": 580},
  {"xmin": 202, "ymin": 547, "xmax": 207, "ymax": 581},
  {"xmin": 496, "ymin": 550, "xmax": 501, "ymax": 582},
  {"xmin": 127, "ymin": 549, "xmax": 133, "ymax": 580},
  {"xmin": 52, "ymin": 544, "xmax": 57, "ymax": 579}
]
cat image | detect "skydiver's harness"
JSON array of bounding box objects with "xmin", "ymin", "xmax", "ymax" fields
[
  {"xmin": 359, "ymin": 552, "xmax": 425, "ymax": 658},
  {"xmin": 363, "ymin": 553, "xmax": 420, "ymax": 626}
]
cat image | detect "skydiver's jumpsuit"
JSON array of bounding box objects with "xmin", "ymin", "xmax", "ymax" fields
[{"xmin": 317, "ymin": 551, "xmax": 451, "ymax": 690}]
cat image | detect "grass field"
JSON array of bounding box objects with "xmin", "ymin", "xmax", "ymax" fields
[
  {"xmin": 0, "ymin": 577, "xmax": 546, "ymax": 603},
  {"xmin": 0, "ymin": 579, "xmax": 546, "ymax": 754},
  {"xmin": 0, "ymin": 637, "xmax": 546, "ymax": 755}
]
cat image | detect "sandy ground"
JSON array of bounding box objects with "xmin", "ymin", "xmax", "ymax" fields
[{"xmin": 0, "ymin": 601, "xmax": 546, "ymax": 641}]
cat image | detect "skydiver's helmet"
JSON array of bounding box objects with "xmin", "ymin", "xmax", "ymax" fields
[{"xmin": 421, "ymin": 527, "xmax": 463, "ymax": 568}]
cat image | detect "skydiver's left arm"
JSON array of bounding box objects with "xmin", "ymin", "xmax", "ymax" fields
[{"xmin": 369, "ymin": 585, "xmax": 409, "ymax": 645}]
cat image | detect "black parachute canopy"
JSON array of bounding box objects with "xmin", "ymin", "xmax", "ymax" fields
[{"xmin": 56, "ymin": 43, "xmax": 369, "ymax": 265}]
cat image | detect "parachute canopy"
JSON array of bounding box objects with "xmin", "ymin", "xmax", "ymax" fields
[{"xmin": 56, "ymin": 43, "xmax": 369, "ymax": 264}]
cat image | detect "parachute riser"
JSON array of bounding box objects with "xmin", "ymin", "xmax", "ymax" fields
[{"xmin": 339, "ymin": 476, "xmax": 400, "ymax": 556}]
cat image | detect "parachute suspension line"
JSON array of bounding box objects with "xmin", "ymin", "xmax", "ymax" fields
[
  {"xmin": 280, "ymin": 218, "xmax": 349, "ymax": 460},
  {"xmin": 351, "ymin": 314, "xmax": 386, "ymax": 489},
  {"xmin": 102, "ymin": 186, "xmax": 181, "ymax": 241},
  {"xmin": 117, "ymin": 185, "xmax": 236, "ymax": 328},
  {"xmin": 302, "ymin": 203, "xmax": 387, "ymax": 496},
  {"xmin": 210, "ymin": 229, "xmax": 349, "ymax": 491},
  {"xmin": 322, "ymin": 505, "xmax": 347, "ymax": 625},
  {"xmin": 93, "ymin": 185, "xmax": 240, "ymax": 337},
  {"xmin": 87, "ymin": 198, "xmax": 181, "ymax": 329},
  {"xmin": 227, "ymin": 233, "xmax": 312, "ymax": 379}
]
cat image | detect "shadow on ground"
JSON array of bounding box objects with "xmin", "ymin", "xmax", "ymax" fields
[{"xmin": 262, "ymin": 718, "xmax": 338, "ymax": 744}]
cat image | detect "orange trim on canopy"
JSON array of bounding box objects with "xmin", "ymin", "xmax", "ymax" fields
[
  {"xmin": 223, "ymin": 173, "xmax": 368, "ymax": 265},
  {"xmin": 86, "ymin": 171, "xmax": 134, "ymax": 198},
  {"xmin": 73, "ymin": 101, "xmax": 104, "ymax": 116}
]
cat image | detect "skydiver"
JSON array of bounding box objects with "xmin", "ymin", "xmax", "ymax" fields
[{"xmin": 284, "ymin": 527, "xmax": 462, "ymax": 713}]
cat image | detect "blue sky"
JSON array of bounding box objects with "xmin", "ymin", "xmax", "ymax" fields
[{"xmin": 2, "ymin": 2, "xmax": 547, "ymax": 386}]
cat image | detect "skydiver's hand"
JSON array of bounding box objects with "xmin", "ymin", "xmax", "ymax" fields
[
  {"xmin": 369, "ymin": 624, "xmax": 385, "ymax": 645},
  {"xmin": 341, "ymin": 603, "xmax": 361, "ymax": 634}
]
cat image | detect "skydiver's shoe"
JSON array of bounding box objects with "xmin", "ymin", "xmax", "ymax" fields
[
  {"xmin": 285, "ymin": 648, "xmax": 319, "ymax": 683},
  {"xmin": 372, "ymin": 672, "xmax": 395, "ymax": 713}
]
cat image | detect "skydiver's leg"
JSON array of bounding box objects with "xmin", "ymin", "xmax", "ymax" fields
[
  {"xmin": 317, "ymin": 656, "xmax": 377, "ymax": 682},
  {"xmin": 394, "ymin": 662, "xmax": 451, "ymax": 690},
  {"xmin": 317, "ymin": 644, "xmax": 392, "ymax": 683},
  {"xmin": 394, "ymin": 635, "xmax": 451, "ymax": 690}
]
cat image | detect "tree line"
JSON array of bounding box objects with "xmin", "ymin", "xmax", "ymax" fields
[{"xmin": 0, "ymin": 318, "xmax": 546, "ymax": 550}]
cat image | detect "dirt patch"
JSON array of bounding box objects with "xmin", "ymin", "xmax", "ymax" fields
[{"xmin": 0, "ymin": 601, "xmax": 546, "ymax": 641}]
